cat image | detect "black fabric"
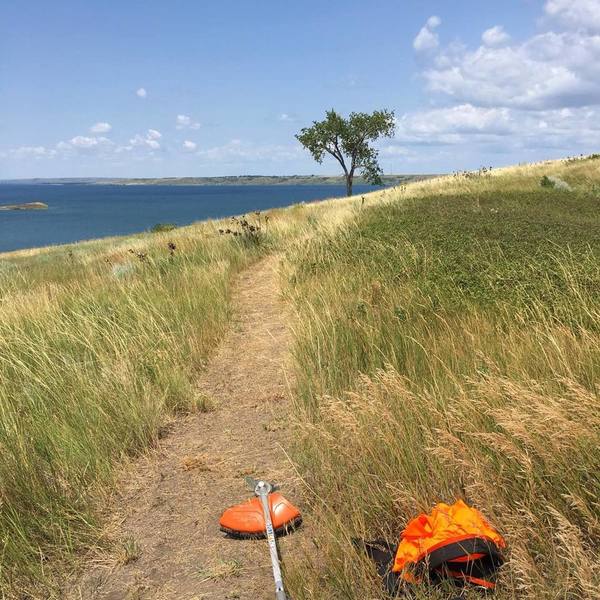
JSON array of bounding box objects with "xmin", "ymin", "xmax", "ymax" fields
[
  {"xmin": 438, "ymin": 553, "xmax": 501, "ymax": 582},
  {"xmin": 352, "ymin": 539, "xmax": 402, "ymax": 596}
]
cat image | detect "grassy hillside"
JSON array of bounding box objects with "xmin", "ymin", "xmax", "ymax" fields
[
  {"xmin": 0, "ymin": 156, "xmax": 598, "ymax": 598},
  {"xmin": 284, "ymin": 156, "xmax": 600, "ymax": 598}
]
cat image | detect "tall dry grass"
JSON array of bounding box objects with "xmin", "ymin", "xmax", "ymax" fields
[
  {"xmin": 284, "ymin": 158, "xmax": 600, "ymax": 599},
  {"xmin": 0, "ymin": 226, "xmax": 261, "ymax": 596}
]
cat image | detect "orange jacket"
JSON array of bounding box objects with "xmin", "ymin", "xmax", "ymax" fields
[{"xmin": 393, "ymin": 500, "xmax": 506, "ymax": 588}]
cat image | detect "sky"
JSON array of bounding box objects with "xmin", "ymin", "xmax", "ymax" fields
[{"xmin": 1, "ymin": 0, "xmax": 600, "ymax": 178}]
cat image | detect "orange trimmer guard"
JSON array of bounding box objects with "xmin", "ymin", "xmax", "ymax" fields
[{"xmin": 219, "ymin": 492, "xmax": 302, "ymax": 539}]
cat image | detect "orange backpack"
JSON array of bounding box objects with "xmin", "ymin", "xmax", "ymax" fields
[{"xmin": 392, "ymin": 500, "xmax": 506, "ymax": 589}]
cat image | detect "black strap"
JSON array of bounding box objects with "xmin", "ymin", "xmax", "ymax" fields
[
  {"xmin": 426, "ymin": 537, "xmax": 503, "ymax": 572},
  {"xmin": 440, "ymin": 553, "xmax": 500, "ymax": 581}
]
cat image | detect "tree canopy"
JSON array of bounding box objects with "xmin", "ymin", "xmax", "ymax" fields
[{"xmin": 296, "ymin": 109, "xmax": 395, "ymax": 196}]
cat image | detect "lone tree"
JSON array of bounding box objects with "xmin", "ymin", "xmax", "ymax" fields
[{"xmin": 296, "ymin": 108, "xmax": 395, "ymax": 196}]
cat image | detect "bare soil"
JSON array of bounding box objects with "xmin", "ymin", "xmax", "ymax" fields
[{"xmin": 67, "ymin": 256, "xmax": 303, "ymax": 600}]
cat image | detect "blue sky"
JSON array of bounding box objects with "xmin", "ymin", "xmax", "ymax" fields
[{"xmin": 2, "ymin": 0, "xmax": 599, "ymax": 178}]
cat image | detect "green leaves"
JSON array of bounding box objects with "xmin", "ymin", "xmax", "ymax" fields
[{"xmin": 296, "ymin": 109, "xmax": 395, "ymax": 194}]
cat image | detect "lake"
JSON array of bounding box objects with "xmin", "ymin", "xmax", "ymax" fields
[{"xmin": 0, "ymin": 183, "xmax": 377, "ymax": 253}]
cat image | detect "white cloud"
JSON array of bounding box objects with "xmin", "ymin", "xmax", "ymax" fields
[
  {"xmin": 182, "ymin": 140, "xmax": 197, "ymax": 151},
  {"xmin": 545, "ymin": 0, "xmax": 600, "ymax": 32},
  {"xmin": 51, "ymin": 136, "xmax": 115, "ymax": 159},
  {"xmin": 392, "ymin": 103, "xmax": 600, "ymax": 153},
  {"xmin": 414, "ymin": 16, "xmax": 441, "ymax": 52},
  {"xmin": 176, "ymin": 114, "xmax": 201, "ymax": 130},
  {"xmin": 136, "ymin": 87, "xmax": 147, "ymax": 98},
  {"xmin": 421, "ymin": 25, "xmax": 600, "ymax": 110},
  {"xmin": 67, "ymin": 136, "xmax": 112, "ymax": 150},
  {"xmin": 3, "ymin": 128, "xmax": 164, "ymax": 162},
  {"xmin": 70, "ymin": 135, "xmax": 104, "ymax": 148},
  {"xmin": 127, "ymin": 129, "xmax": 162, "ymax": 151},
  {"xmin": 3, "ymin": 145, "xmax": 57, "ymax": 159},
  {"xmin": 90, "ymin": 122, "xmax": 112, "ymax": 134},
  {"xmin": 396, "ymin": 104, "xmax": 514, "ymax": 142},
  {"xmin": 482, "ymin": 26, "xmax": 510, "ymax": 47},
  {"xmin": 278, "ymin": 113, "xmax": 298, "ymax": 122},
  {"xmin": 176, "ymin": 114, "xmax": 191, "ymax": 127}
]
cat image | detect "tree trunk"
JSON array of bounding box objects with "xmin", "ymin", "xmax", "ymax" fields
[{"xmin": 346, "ymin": 173, "xmax": 353, "ymax": 196}]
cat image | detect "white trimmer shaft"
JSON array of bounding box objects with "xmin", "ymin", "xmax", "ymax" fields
[{"xmin": 247, "ymin": 478, "xmax": 288, "ymax": 600}]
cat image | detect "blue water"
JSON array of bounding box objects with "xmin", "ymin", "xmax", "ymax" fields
[{"xmin": 0, "ymin": 183, "xmax": 377, "ymax": 253}]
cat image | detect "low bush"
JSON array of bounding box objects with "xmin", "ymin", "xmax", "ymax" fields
[
  {"xmin": 218, "ymin": 212, "xmax": 265, "ymax": 246},
  {"xmin": 540, "ymin": 175, "xmax": 572, "ymax": 191},
  {"xmin": 150, "ymin": 222, "xmax": 177, "ymax": 233}
]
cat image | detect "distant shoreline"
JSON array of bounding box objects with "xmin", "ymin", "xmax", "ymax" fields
[{"xmin": 0, "ymin": 174, "xmax": 437, "ymax": 187}]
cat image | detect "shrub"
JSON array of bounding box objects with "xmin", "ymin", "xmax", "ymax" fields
[
  {"xmin": 548, "ymin": 176, "xmax": 572, "ymax": 191},
  {"xmin": 150, "ymin": 222, "xmax": 177, "ymax": 233},
  {"xmin": 541, "ymin": 175, "xmax": 572, "ymax": 191},
  {"xmin": 218, "ymin": 212, "xmax": 264, "ymax": 246}
]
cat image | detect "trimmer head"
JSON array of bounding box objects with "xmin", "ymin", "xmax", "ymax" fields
[
  {"xmin": 219, "ymin": 491, "xmax": 302, "ymax": 539},
  {"xmin": 222, "ymin": 477, "xmax": 298, "ymax": 599}
]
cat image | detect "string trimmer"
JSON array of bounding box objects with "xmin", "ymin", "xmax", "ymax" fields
[{"xmin": 219, "ymin": 477, "xmax": 302, "ymax": 600}]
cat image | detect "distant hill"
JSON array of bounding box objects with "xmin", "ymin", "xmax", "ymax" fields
[{"xmin": 1, "ymin": 174, "xmax": 437, "ymax": 186}]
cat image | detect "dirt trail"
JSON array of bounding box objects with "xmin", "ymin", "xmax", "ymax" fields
[{"xmin": 68, "ymin": 256, "xmax": 302, "ymax": 600}]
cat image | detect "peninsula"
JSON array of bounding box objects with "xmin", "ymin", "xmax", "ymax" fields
[{"xmin": 0, "ymin": 201, "xmax": 48, "ymax": 211}]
